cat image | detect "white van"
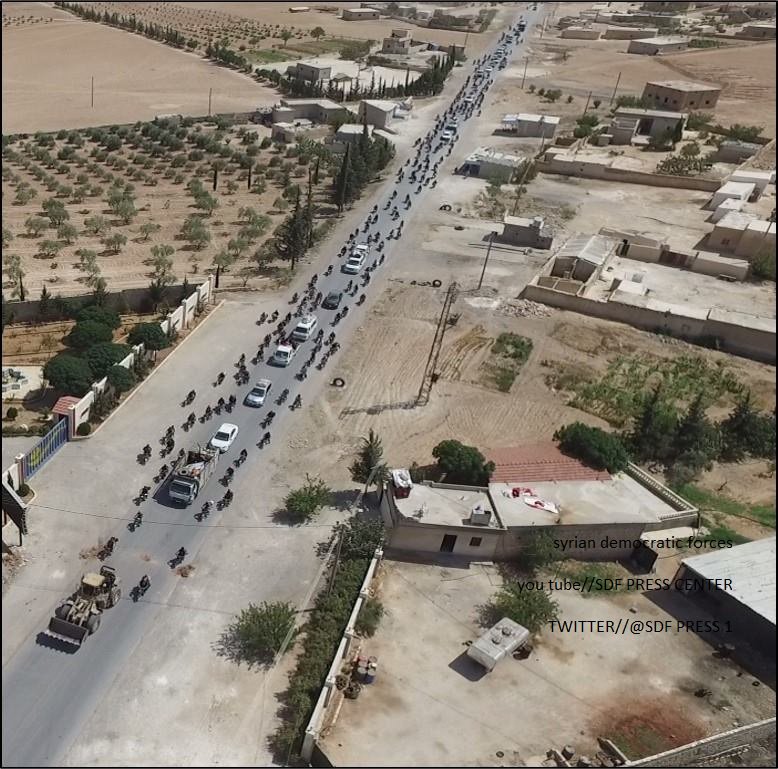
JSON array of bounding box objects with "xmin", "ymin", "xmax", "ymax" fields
[{"xmin": 291, "ymin": 314, "xmax": 318, "ymax": 342}]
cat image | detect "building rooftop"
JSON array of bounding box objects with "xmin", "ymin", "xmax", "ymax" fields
[
  {"xmin": 489, "ymin": 473, "xmax": 676, "ymax": 527},
  {"xmin": 646, "ymin": 79, "xmax": 720, "ymax": 91},
  {"xmin": 392, "ymin": 483, "xmax": 502, "ymax": 529},
  {"xmin": 682, "ymin": 537, "xmax": 776, "ymax": 624},
  {"xmin": 706, "ymin": 308, "xmax": 776, "ymax": 333},
  {"xmin": 556, "ymin": 233, "xmax": 616, "ymax": 266},
  {"xmin": 279, "ymin": 97, "xmax": 344, "ymax": 109},
  {"xmin": 502, "ymin": 113, "xmax": 561, "ymax": 125},
  {"xmin": 635, "ymin": 35, "xmax": 689, "ymax": 44},
  {"xmin": 486, "ymin": 442, "xmax": 611, "ymax": 484},
  {"xmin": 466, "ymin": 147, "xmax": 524, "ymax": 167},
  {"xmin": 361, "ymin": 99, "xmax": 399, "ymax": 112},
  {"xmin": 615, "ymin": 107, "xmax": 686, "ymax": 120},
  {"xmin": 336, "ymin": 123, "xmax": 373, "ymax": 135},
  {"xmin": 716, "ymin": 210, "xmax": 758, "ymax": 230}
]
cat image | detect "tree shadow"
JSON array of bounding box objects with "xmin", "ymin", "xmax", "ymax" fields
[
  {"xmin": 211, "ymin": 622, "xmax": 274, "ymax": 671},
  {"xmin": 271, "ymin": 507, "xmax": 307, "ymax": 527}
]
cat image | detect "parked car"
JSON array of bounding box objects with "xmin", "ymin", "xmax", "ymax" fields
[
  {"xmin": 291, "ymin": 314, "xmax": 318, "ymax": 342},
  {"xmin": 271, "ymin": 343, "xmax": 296, "ymax": 367},
  {"xmin": 322, "ymin": 291, "xmax": 343, "ymax": 310},
  {"xmin": 209, "ymin": 423, "xmax": 239, "ymax": 452},
  {"xmin": 244, "ymin": 379, "xmax": 272, "ymax": 407}
]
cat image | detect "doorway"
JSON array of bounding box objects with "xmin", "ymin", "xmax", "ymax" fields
[{"xmin": 440, "ymin": 534, "xmax": 457, "ymax": 552}]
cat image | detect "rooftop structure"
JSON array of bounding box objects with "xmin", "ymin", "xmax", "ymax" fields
[
  {"xmin": 500, "ymin": 113, "xmax": 559, "ymax": 139},
  {"xmin": 486, "ymin": 442, "xmax": 610, "ymax": 483},
  {"xmin": 460, "ymin": 147, "xmax": 525, "ymax": 181},
  {"xmin": 642, "ymin": 79, "xmax": 721, "ymax": 110},
  {"xmin": 628, "ymin": 36, "xmax": 690, "ymax": 54}
]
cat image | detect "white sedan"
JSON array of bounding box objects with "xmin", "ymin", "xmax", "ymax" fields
[{"xmin": 209, "ymin": 423, "xmax": 239, "ymax": 453}]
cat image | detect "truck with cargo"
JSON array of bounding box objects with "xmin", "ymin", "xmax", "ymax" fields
[{"xmin": 168, "ymin": 447, "xmax": 220, "ymax": 505}]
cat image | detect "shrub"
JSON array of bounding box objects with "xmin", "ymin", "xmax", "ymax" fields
[
  {"xmin": 66, "ymin": 320, "xmax": 113, "ymax": 350},
  {"xmin": 6, "ymin": 406, "xmax": 19, "ymax": 421},
  {"xmin": 554, "ymin": 422, "xmax": 629, "ymax": 473},
  {"xmin": 284, "ymin": 475, "xmax": 333, "ymax": 521},
  {"xmin": 227, "ymin": 601, "xmax": 297, "ymax": 664},
  {"xmin": 107, "ymin": 364, "xmax": 136, "ymax": 394},
  {"xmin": 44, "ymin": 354, "xmax": 94, "ymax": 396},
  {"xmin": 432, "ymin": 439, "xmax": 495, "ymax": 485},
  {"xmin": 18, "ymin": 483, "xmax": 31, "ymax": 496},
  {"xmin": 127, "ymin": 322, "xmax": 170, "ymax": 350},
  {"xmin": 355, "ymin": 598, "xmax": 384, "ymax": 637},
  {"xmin": 485, "ymin": 583, "xmax": 559, "ymax": 633},
  {"xmin": 85, "ymin": 343, "xmax": 131, "ymax": 378},
  {"xmin": 77, "ymin": 422, "xmax": 92, "ymax": 436},
  {"xmin": 76, "ymin": 305, "xmax": 121, "ymax": 330}
]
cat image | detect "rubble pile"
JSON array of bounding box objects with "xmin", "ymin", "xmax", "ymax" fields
[{"xmin": 498, "ymin": 299, "xmax": 553, "ymax": 318}]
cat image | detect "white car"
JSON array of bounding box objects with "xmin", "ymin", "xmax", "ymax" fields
[
  {"xmin": 343, "ymin": 253, "xmax": 366, "ymax": 274},
  {"xmin": 209, "ymin": 423, "xmax": 239, "ymax": 453},
  {"xmin": 291, "ymin": 314, "xmax": 318, "ymax": 342},
  {"xmin": 244, "ymin": 379, "xmax": 272, "ymax": 407},
  {"xmin": 352, "ymin": 243, "xmax": 370, "ymax": 258},
  {"xmin": 272, "ymin": 343, "xmax": 297, "ymax": 367},
  {"xmin": 441, "ymin": 130, "xmax": 455, "ymax": 142}
]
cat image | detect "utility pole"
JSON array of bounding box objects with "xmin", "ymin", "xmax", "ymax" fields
[
  {"xmin": 477, "ymin": 231, "xmax": 497, "ymax": 290},
  {"xmin": 511, "ymin": 160, "xmax": 535, "ymax": 216},
  {"xmin": 609, "ymin": 71, "xmax": 622, "ymax": 106},
  {"xmin": 521, "ymin": 57, "xmax": 529, "ymax": 90},
  {"xmin": 208, "ymin": 87, "xmax": 212, "ymax": 117},
  {"xmin": 583, "ymin": 90, "xmax": 592, "ymax": 115},
  {"xmin": 91, "ymin": 76, "xmax": 94, "ymax": 108}
]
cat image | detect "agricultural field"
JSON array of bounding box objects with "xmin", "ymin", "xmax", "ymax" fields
[
  {"xmin": 2, "ymin": 117, "xmax": 344, "ymax": 298},
  {"xmin": 1, "ymin": 4, "xmax": 276, "ymax": 134}
]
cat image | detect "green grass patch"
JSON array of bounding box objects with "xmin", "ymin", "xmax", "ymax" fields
[
  {"xmin": 699, "ymin": 515, "xmax": 751, "ymax": 546},
  {"xmin": 553, "ymin": 562, "xmax": 628, "ymax": 597},
  {"xmin": 283, "ymin": 38, "xmax": 348, "ymax": 56},
  {"xmin": 245, "ymin": 48, "xmax": 300, "ymax": 64},
  {"xmin": 674, "ymin": 484, "xmax": 775, "ymax": 528},
  {"xmin": 565, "ymin": 354, "xmax": 744, "ymax": 427},
  {"xmin": 484, "ymin": 333, "xmax": 533, "ymax": 392}
]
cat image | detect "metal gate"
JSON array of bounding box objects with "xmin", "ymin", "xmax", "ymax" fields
[{"xmin": 21, "ymin": 417, "xmax": 69, "ymax": 479}]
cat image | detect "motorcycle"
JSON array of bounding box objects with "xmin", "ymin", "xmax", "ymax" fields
[
  {"xmin": 357, "ymin": 293, "xmax": 366, "ymax": 306},
  {"xmin": 276, "ymin": 388, "xmax": 289, "ymax": 405},
  {"xmin": 257, "ymin": 312, "xmax": 267, "ymax": 326},
  {"xmin": 290, "ymin": 394, "xmax": 302, "ymax": 410}
]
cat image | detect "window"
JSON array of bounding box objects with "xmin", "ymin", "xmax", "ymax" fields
[{"xmin": 469, "ymin": 537, "xmax": 483, "ymax": 547}]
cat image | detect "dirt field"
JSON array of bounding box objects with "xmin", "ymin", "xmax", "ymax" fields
[{"xmin": 1, "ymin": 5, "xmax": 275, "ymax": 134}]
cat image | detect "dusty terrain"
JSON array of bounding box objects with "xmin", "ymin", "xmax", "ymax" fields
[{"xmin": 1, "ymin": 4, "xmax": 275, "ymax": 134}]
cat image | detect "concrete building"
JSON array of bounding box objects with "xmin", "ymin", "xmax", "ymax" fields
[
  {"xmin": 674, "ymin": 537, "xmax": 776, "ymax": 656},
  {"xmin": 379, "ymin": 444, "xmax": 697, "ymax": 562},
  {"xmin": 708, "ymin": 211, "xmax": 776, "ymax": 258},
  {"xmin": 272, "ymin": 98, "xmax": 351, "ymax": 124},
  {"xmin": 270, "ymin": 119, "xmax": 320, "ymax": 143},
  {"xmin": 459, "ymin": 146, "xmax": 525, "ymax": 182},
  {"xmin": 603, "ymin": 25, "xmax": 658, "ymax": 39},
  {"xmin": 358, "ymin": 99, "xmax": 410, "ymax": 129},
  {"xmin": 381, "ymin": 28, "xmax": 412, "ymax": 54},
  {"xmin": 736, "ymin": 22, "xmax": 776, "ymax": 39},
  {"xmin": 641, "ymin": 1, "xmax": 692, "ymax": 10},
  {"xmin": 710, "ymin": 181, "xmax": 757, "ymax": 210},
  {"xmin": 642, "ymin": 79, "xmax": 721, "ymax": 110},
  {"xmin": 342, "ymin": 7, "xmax": 380, "ymax": 20},
  {"xmin": 500, "ymin": 113, "xmax": 560, "ymax": 139},
  {"xmin": 610, "ymin": 107, "xmax": 686, "ymax": 144},
  {"xmin": 728, "ymin": 169, "xmax": 774, "ymax": 199},
  {"xmin": 560, "ymin": 26, "xmax": 601, "ymax": 39},
  {"xmin": 286, "ymin": 60, "xmax": 331, "ymax": 83},
  {"xmin": 501, "ymin": 215, "xmax": 554, "ymax": 249},
  {"xmin": 628, "ymin": 36, "xmax": 690, "ymax": 54}
]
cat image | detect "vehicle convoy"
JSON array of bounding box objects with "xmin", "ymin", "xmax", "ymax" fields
[
  {"xmin": 46, "ymin": 566, "xmax": 121, "ymax": 647},
  {"xmin": 168, "ymin": 446, "xmax": 220, "ymax": 504}
]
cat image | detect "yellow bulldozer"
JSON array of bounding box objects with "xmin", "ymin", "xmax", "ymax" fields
[{"xmin": 46, "ymin": 565, "xmax": 121, "ymax": 647}]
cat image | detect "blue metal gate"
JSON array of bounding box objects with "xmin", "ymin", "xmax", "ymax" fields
[{"xmin": 21, "ymin": 417, "xmax": 70, "ymax": 479}]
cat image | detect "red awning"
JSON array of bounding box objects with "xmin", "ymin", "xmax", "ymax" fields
[{"xmin": 51, "ymin": 396, "xmax": 81, "ymax": 417}]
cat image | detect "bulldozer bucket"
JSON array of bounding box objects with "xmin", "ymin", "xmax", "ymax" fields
[{"xmin": 46, "ymin": 616, "xmax": 89, "ymax": 646}]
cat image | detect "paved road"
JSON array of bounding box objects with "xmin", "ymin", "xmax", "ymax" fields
[{"xmin": 1, "ymin": 8, "xmax": 540, "ymax": 766}]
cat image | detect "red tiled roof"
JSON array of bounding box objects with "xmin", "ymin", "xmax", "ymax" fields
[
  {"xmin": 52, "ymin": 396, "xmax": 81, "ymax": 416},
  {"xmin": 486, "ymin": 442, "xmax": 611, "ymax": 483}
]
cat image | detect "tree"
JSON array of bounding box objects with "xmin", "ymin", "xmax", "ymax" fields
[
  {"xmin": 38, "ymin": 239, "xmax": 62, "ymax": 259},
  {"xmin": 284, "ymin": 475, "xmax": 333, "ymax": 521},
  {"xmin": 627, "ymin": 387, "xmax": 677, "ymax": 463},
  {"xmin": 669, "ymin": 394, "xmax": 719, "ymax": 481},
  {"xmin": 107, "ymin": 363, "xmax": 135, "ymax": 394},
  {"xmin": 719, "ymin": 391, "xmax": 775, "ymax": 461},
  {"xmin": 56, "ymin": 222, "xmax": 79, "ymax": 244},
  {"xmin": 85, "ymin": 342, "xmax": 131, "ymax": 378},
  {"xmin": 592, "ymin": 98, "xmax": 602, "ymax": 109},
  {"xmin": 84, "ymin": 214, "xmax": 109, "ymax": 236},
  {"xmin": 274, "ymin": 189, "xmax": 308, "ymax": 269},
  {"xmin": 2, "ymin": 226, "xmax": 12, "ymax": 249},
  {"xmin": 212, "ymin": 249, "xmax": 236, "ymax": 273},
  {"xmin": 92, "ymin": 276, "xmax": 109, "ymax": 306},
  {"xmin": 42, "ymin": 198, "xmax": 69, "ymax": 226},
  {"xmin": 43, "ymin": 354, "xmax": 94, "ymax": 395},
  {"xmin": 349, "ymin": 429, "xmax": 389, "ymax": 494},
  {"xmin": 25, "ymin": 216, "xmax": 48, "ymax": 237},
  {"xmin": 4, "ymin": 254, "xmax": 26, "ymax": 301},
  {"xmin": 310, "ymin": 26, "xmax": 325, "ymax": 40},
  {"xmin": 280, "ymin": 29, "xmax": 293, "ymax": 47},
  {"xmin": 39, "ymin": 285, "xmax": 53, "ymax": 320},
  {"xmin": 150, "ymin": 244, "xmax": 175, "ymax": 277},
  {"xmin": 104, "ymin": 232, "xmax": 128, "ymax": 254},
  {"xmin": 485, "ymin": 583, "xmax": 559, "ymax": 633},
  {"xmin": 194, "ymin": 191, "xmax": 219, "ymax": 216},
  {"xmin": 127, "ymin": 322, "xmax": 170, "ymax": 350},
  {"xmin": 180, "ymin": 215, "xmax": 211, "ymax": 250},
  {"xmin": 14, "ymin": 186, "xmax": 37, "ymax": 205},
  {"xmin": 545, "ymin": 89, "xmax": 562, "ymax": 103},
  {"xmin": 431, "ymin": 439, "xmax": 495, "ymax": 485},
  {"xmin": 67, "ymin": 319, "xmax": 113, "ymax": 349},
  {"xmin": 554, "ymin": 422, "xmax": 629, "ymax": 473},
  {"xmin": 114, "ymin": 197, "xmax": 137, "ymax": 224},
  {"xmin": 139, "ymin": 222, "xmax": 161, "ymax": 241},
  {"xmin": 334, "ymin": 141, "xmax": 352, "ymax": 213},
  {"xmin": 228, "ymin": 601, "xmax": 297, "ymax": 664},
  {"xmin": 77, "ymin": 305, "xmax": 121, "ymax": 329}
]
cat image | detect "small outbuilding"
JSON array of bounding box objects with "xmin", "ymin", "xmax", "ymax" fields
[
  {"xmin": 342, "ymin": 7, "xmax": 380, "ymax": 20},
  {"xmin": 501, "ymin": 215, "xmax": 554, "ymax": 249},
  {"xmin": 501, "ymin": 113, "xmax": 559, "ymax": 139},
  {"xmin": 642, "ymin": 79, "xmax": 721, "ymax": 110},
  {"xmin": 628, "ymin": 36, "xmax": 689, "ymax": 55},
  {"xmin": 459, "ymin": 147, "xmax": 525, "ymax": 182}
]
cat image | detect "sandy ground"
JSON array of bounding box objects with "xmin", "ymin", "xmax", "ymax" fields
[{"xmin": 1, "ymin": 8, "xmax": 276, "ymax": 133}]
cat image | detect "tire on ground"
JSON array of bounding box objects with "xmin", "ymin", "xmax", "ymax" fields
[
  {"xmin": 86, "ymin": 614, "xmax": 101, "ymax": 635},
  {"xmin": 332, "ymin": 377, "xmax": 346, "ymax": 388}
]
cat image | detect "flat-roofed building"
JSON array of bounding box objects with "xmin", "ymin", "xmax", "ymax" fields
[
  {"xmin": 736, "ymin": 22, "xmax": 776, "ymax": 39},
  {"xmin": 642, "ymin": 79, "xmax": 721, "ymax": 110},
  {"xmin": 286, "ymin": 60, "xmax": 331, "ymax": 83},
  {"xmin": 674, "ymin": 537, "xmax": 776, "ymax": 656},
  {"xmin": 628, "ymin": 35, "xmax": 689, "ymax": 55},
  {"xmin": 272, "ymin": 98, "xmax": 351, "ymax": 124},
  {"xmin": 501, "ymin": 113, "xmax": 559, "ymax": 139},
  {"xmin": 342, "ymin": 7, "xmax": 380, "ymax": 20},
  {"xmin": 459, "ymin": 146, "xmax": 525, "ymax": 182}
]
